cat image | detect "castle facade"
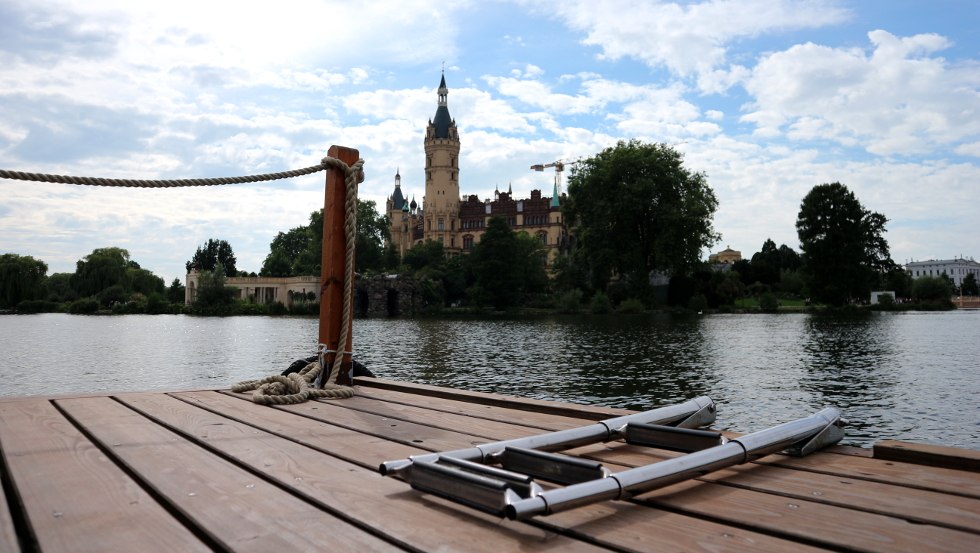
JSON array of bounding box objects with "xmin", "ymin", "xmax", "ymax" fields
[{"xmin": 386, "ymin": 75, "xmax": 567, "ymax": 263}]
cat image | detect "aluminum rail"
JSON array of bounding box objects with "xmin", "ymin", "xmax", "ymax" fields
[
  {"xmin": 379, "ymin": 395, "xmax": 716, "ymax": 478},
  {"xmin": 505, "ymin": 406, "xmax": 844, "ymax": 520}
]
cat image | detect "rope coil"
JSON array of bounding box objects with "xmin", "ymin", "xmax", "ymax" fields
[{"xmin": 231, "ymin": 155, "xmax": 363, "ymax": 404}]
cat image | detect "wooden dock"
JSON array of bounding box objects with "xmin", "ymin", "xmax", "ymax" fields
[{"xmin": 1, "ymin": 377, "xmax": 977, "ymax": 552}]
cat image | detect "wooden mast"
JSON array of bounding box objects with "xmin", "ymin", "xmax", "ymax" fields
[{"xmin": 318, "ymin": 145, "xmax": 359, "ymax": 386}]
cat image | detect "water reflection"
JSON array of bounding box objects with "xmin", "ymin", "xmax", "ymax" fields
[
  {"xmin": 799, "ymin": 313, "xmax": 901, "ymax": 444},
  {"xmin": 2, "ymin": 311, "xmax": 977, "ymax": 448}
]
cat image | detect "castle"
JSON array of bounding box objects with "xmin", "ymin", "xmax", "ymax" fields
[{"xmin": 386, "ymin": 75, "xmax": 567, "ymax": 263}]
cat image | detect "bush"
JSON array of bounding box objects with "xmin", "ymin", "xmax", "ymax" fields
[
  {"xmin": 759, "ymin": 293, "xmax": 779, "ymax": 312},
  {"xmin": 69, "ymin": 298, "xmax": 99, "ymax": 314},
  {"xmin": 556, "ymin": 289, "xmax": 583, "ymax": 313},
  {"xmin": 15, "ymin": 299, "xmax": 61, "ymax": 313},
  {"xmin": 617, "ymin": 298, "xmax": 645, "ymax": 314},
  {"xmin": 687, "ymin": 294, "xmax": 708, "ymax": 313},
  {"xmin": 590, "ymin": 292, "xmax": 612, "ymax": 314}
]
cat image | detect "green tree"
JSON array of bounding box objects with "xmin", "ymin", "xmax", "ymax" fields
[
  {"xmin": 45, "ymin": 272, "xmax": 77, "ymax": 302},
  {"xmin": 355, "ymin": 199, "xmax": 390, "ymax": 274},
  {"xmin": 796, "ymin": 182, "xmax": 894, "ymax": 306},
  {"xmin": 469, "ymin": 217, "xmax": 523, "ymax": 310},
  {"xmin": 564, "ymin": 140, "xmax": 720, "ymax": 298},
  {"xmin": 71, "ymin": 247, "xmax": 131, "ymax": 298},
  {"xmin": 127, "ymin": 268, "xmax": 165, "ymax": 296},
  {"xmin": 962, "ymin": 273, "xmax": 979, "ymax": 296},
  {"xmin": 194, "ymin": 267, "xmax": 236, "ymax": 307},
  {"xmin": 912, "ymin": 276, "xmax": 952, "ymax": 302},
  {"xmin": 0, "ymin": 254, "xmax": 48, "ymax": 308},
  {"xmin": 186, "ymin": 239, "xmax": 237, "ymax": 276},
  {"xmin": 750, "ymin": 238, "xmax": 781, "ymax": 286},
  {"xmin": 403, "ymin": 240, "xmax": 446, "ymax": 272},
  {"xmin": 167, "ymin": 278, "xmax": 186, "ymax": 304}
]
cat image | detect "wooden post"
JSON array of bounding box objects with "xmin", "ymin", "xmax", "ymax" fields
[{"xmin": 318, "ymin": 145, "xmax": 359, "ymax": 387}]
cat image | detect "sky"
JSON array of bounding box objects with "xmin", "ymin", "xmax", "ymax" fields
[{"xmin": 1, "ymin": 0, "xmax": 978, "ymax": 285}]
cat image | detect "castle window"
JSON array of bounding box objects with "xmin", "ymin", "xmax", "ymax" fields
[
  {"xmin": 463, "ymin": 235, "xmax": 474, "ymax": 250},
  {"xmin": 438, "ymin": 218, "xmax": 444, "ymax": 231},
  {"xmin": 537, "ymin": 232, "xmax": 547, "ymax": 245}
]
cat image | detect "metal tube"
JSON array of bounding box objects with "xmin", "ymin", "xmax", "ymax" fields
[
  {"xmin": 379, "ymin": 396, "xmax": 715, "ymax": 478},
  {"xmin": 505, "ymin": 407, "xmax": 843, "ymax": 520}
]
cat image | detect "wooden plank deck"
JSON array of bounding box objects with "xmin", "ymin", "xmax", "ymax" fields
[{"xmin": 1, "ymin": 377, "xmax": 977, "ymax": 552}]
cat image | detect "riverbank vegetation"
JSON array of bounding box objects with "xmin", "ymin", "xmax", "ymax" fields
[{"xmin": 1, "ymin": 144, "xmax": 964, "ymax": 316}]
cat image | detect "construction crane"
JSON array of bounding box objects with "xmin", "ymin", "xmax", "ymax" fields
[{"xmin": 530, "ymin": 160, "xmax": 576, "ymax": 196}]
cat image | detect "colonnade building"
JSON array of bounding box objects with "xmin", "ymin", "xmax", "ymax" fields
[{"xmin": 386, "ymin": 75, "xmax": 567, "ymax": 263}]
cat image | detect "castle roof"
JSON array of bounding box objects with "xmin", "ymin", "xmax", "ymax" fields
[{"xmin": 431, "ymin": 74, "xmax": 454, "ymax": 139}]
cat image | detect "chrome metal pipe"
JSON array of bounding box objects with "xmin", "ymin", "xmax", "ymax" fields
[
  {"xmin": 379, "ymin": 396, "xmax": 715, "ymax": 478},
  {"xmin": 506, "ymin": 407, "xmax": 843, "ymax": 520}
]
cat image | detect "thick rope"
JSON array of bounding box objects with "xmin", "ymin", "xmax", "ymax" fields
[
  {"xmin": 231, "ymin": 156, "xmax": 363, "ymax": 405},
  {"xmin": 0, "ymin": 163, "xmax": 329, "ymax": 188}
]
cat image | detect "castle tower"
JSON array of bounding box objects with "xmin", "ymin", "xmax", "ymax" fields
[
  {"xmin": 386, "ymin": 169, "xmax": 412, "ymax": 258},
  {"xmin": 423, "ymin": 73, "xmax": 461, "ymax": 253}
]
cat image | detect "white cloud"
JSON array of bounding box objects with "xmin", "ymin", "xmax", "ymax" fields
[
  {"xmin": 543, "ymin": 0, "xmax": 849, "ymax": 78},
  {"xmin": 742, "ymin": 30, "xmax": 980, "ymax": 155}
]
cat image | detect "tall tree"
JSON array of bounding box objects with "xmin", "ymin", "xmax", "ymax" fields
[
  {"xmin": 355, "ymin": 199, "xmax": 391, "ymax": 274},
  {"xmin": 750, "ymin": 238, "xmax": 781, "ymax": 286},
  {"xmin": 564, "ymin": 140, "xmax": 720, "ymax": 297},
  {"xmin": 71, "ymin": 247, "xmax": 131, "ymax": 297},
  {"xmin": 186, "ymin": 239, "xmax": 237, "ymax": 276},
  {"xmin": 0, "ymin": 254, "xmax": 48, "ymax": 308},
  {"xmin": 259, "ymin": 200, "xmax": 389, "ymax": 277},
  {"xmin": 796, "ymin": 182, "xmax": 894, "ymax": 306},
  {"xmin": 961, "ymin": 273, "xmax": 978, "ymax": 296},
  {"xmin": 469, "ymin": 217, "xmax": 524, "ymax": 310}
]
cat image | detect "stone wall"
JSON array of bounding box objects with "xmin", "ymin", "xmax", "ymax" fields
[{"xmin": 356, "ymin": 274, "xmax": 422, "ymax": 317}]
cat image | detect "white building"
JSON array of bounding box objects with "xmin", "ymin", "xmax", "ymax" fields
[
  {"xmin": 185, "ymin": 269, "xmax": 320, "ymax": 307},
  {"xmin": 905, "ymin": 257, "xmax": 980, "ymax": 287}
]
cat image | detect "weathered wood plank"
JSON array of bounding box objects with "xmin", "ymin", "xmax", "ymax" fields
[
  {"xmin": 56, "ymin": 396, "xmax": 400, "ymax": 552},
  {"xmin": 0, "ymin": 456, "xmax": 22, "ymax": 553},
  {"xmin": 579, "ymin": 443, "xmax": 980, "ymax": 534},
  {"xmin": 355, "ymin": 376, "xmax": 633, "ymax": 419},
  {"xmin": 757, "ymin": 450, "xmax": 980, "ymax": 498},
  {"xmin": 125, "ymin": 392, "xmax": 611, "ymax": 553},
  {"xmin": 179, "ymin": 391, "xmax": 829, "ymax": 553},
  {"xmin": 874, "ymin": 439, "xmax": 980, "ymax": 472},
  {"xmin": 353, "ymin": 385, "xmax": 590, "ymax": 430},
  {"xmin": 0, "ymin": 399, "xmax": 210, "ymax": 553}
]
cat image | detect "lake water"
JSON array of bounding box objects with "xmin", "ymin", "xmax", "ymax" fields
[{"xmin": 1, "ymin": 311, "xmax": 977, "ymax": 450}]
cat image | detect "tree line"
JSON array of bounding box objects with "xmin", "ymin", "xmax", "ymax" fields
[{"xmin": 2, "ymin": 141, "xmax": 966, "ymax": 315}]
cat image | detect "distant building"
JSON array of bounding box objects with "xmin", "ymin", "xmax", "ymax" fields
[
  {"xmin": 906, "ymin": 257, "xmax": 980, "ymax": 287},
  {"xmin": 386, "ymin": 74, "xmax": 567, "ymax": 264},
  {"xmin": 184, "ymin": 268, "xmax": 320, "ymax": 307},
  {"xmin": 708, "ymin": 246, "xmax": 742, "ymax": 265}
]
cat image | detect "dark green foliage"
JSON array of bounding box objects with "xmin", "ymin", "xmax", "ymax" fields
[
  {"xmin": 98, "ymin": 285, "xmax": 128, "ymax": 308},
  {"xmin": 71, "ymin": 248, "xmax": 130, "ymax": 298},
  {"xmin": 590, "ymin": 292, "xmax": 612, "ymax": 314},
  {"xmin": 0, "ymin": 253, "xmax": 48, "ymax": 308},
  {"xmin": 355, "ymin": 199, "xmax": 390, "ymax": 274},
  {"xmin": 46, "ymin": 272, "xmax": 77, "ymax": 302},
  {"xmin": 259, "ymin": 201, "xmax": 389, "ymax": 277},
  {"xmin": 556, "ymin": 289, "xmax": 583, "ymax": 313},
  {"xmin": 403, "ymin": 240, "xmax": 446, "ymax": 271},
  {"xmin": 796, "ymin": 182, "xmax": 894, "ymax": 306},
  {"xmin": 469, "ymin": 218, "xmax": 523, "ymax": 310},
  {"xmin": 15, "ymin": 300, "xmax": 61, "ymax": 314},
  {"xmin": 564, "ymin": 140, "xmax": 720, "ymax": 296},
  {"xmin": 68, "ymin": 298, "xmax": 99, "ymax": 314},
  {"xmin": 127, "ymin": 268, "xmax": 165, "ymax": 296},
  {"xmin": 186, "ymin": 239, "xmax": 237, "ymax": 276},
  {"xmin": 750, "ymin": 239, "xmax": 781, "ymax": 286},
  {"xmin": 687, "ymin": 294, "xmax": 708, "ymax": 312},
  {"xmin": 617, "ymin": 298, "xmax": 645, "ymax": 314},
  {"xmin": 759, "ymin": 293, "xmax": 779, "ymax": 312},
  {"xmin": 193, "ymin": 267, "xmax": 237, "ymax": 307},
  {"xmin": 912, "ymin": 276, "xmax": 952, "ymax": 302},
  {"xmin": 167, "ymin": 278, "xmax": 185, "ymax": 304},
  {"xmin": 961, "ymin": 273, "xmax": 978, "ymax": 296}
]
